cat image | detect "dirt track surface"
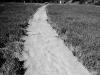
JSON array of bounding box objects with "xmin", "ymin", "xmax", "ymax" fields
[{"xmin": 23, "ymin": 5, "xmax": 92, "ymax": 75}]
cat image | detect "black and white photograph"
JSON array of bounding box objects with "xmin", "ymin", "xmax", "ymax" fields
[{"xmin": 0, "ymin": 0, "xmax": 100, "ymax": 75}]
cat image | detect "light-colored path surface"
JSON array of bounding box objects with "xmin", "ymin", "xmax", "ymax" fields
[{"xmin": 23, "ymin": 5, "xmax": 92, "ymax": 75}]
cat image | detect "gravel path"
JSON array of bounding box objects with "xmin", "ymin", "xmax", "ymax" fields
[{"xmin": 23, "ymin": 5, "xmax": 91, "ymax": 75}]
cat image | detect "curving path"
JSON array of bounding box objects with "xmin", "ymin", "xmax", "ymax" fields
[{"xmin": 23, "ymin": 5, "xmax": 92, "ymax": 75}]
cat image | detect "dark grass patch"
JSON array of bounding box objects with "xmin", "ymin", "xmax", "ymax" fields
[
  {"xmin": 47, "ymin": 4, "xmax": 100, "ymax": 74},
  {"xmin": 0, "ymin": 52, "xmax": 6, "ymax": 68}
]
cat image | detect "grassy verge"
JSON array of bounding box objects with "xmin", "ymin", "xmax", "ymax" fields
[
  {"xmin": 0, "ymin": 3, "xmax": 41, "ymax": 47},
  {"xmin": 0, "ymin": 3, "xmax": 41, "ymax": 75},
  {"xmin": 47, "ymin": 4, "xmax": 100, "ymax": 75}
]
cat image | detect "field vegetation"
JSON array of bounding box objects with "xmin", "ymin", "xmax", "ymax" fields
[
  {"xmin": 0, "ymin": 2, "xmax": 100, "ymax": 75},
  {"xmin": 47, "ymin": 4, "xmax": 100, "ymax": 75},
  {"xmin": 0, "ymin": 3, "xmax": 41, "ymax": 75}
]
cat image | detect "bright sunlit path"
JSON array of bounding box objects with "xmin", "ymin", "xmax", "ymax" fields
[{"xmin": 23, "ymin": 5, "xmax": 92, "ymax": 75}]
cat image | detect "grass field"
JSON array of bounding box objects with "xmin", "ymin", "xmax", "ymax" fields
[
  {"xmin": 0, "ymin": 3, "xmax": 42, "ymax": 48},
  {"xmin": 47, "ymin": 4, "xmax": 100, "ymax": 75},
  {"xmin": 0, "ymin": 3, "xmax": 41, "ymax": 75},
  {"xmin": 0, "ymin": 3, "xmax": 100, "ymax": 75}
]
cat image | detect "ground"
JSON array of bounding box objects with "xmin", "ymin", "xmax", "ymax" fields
[
  {"xmin": 23, "ymin": 5, "xmax": 91, "ymax": 75},
  {"xmin": 0, "ymin": 2, "xmax": 100, "ymax": 75}
]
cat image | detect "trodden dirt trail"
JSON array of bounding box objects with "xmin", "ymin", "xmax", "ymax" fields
[{"xmin": 23, "ymin": 5, "xmax": 92, "ymax": 75}]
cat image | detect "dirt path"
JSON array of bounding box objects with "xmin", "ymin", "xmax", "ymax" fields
[{"xmin": 23, "ymin": 5, "xmax": 92, "ymax": 75}]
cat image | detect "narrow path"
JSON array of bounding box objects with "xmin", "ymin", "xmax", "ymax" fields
[{"xmin": 23, "ymin": 5, "xmax": 92, "ymax": 75}]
